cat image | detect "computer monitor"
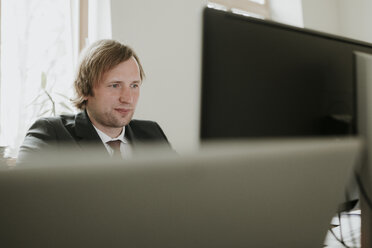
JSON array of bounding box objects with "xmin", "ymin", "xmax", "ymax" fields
[
  {"xmin": 200, "ymin": 7, "xmax": 372, "ymax": 140},
  {"xmin": 0, "ymin": 138, "xmax": 361, "ymax": 247}
]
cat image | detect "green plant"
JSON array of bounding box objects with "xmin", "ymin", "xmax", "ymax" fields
[{"xmin": 29, "ymin": 72, "xmax": 73, "ymax": 117}]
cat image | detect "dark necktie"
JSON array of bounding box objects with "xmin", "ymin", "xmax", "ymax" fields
[{"xmin": 106, "ymin": 140, "xmax": 122, "ymax": 158}]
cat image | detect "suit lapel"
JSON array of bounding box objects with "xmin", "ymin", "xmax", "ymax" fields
[
  {"xmin": 74, "ymin": 110, "xmax": 109, "ymax": 156},
  {"xmin": 126, "ymin": 122, "xmax": 147, "ymax": 156},
  {"xmin": 125, "ymin": 123, "xmax": 139, "ymax": 146}
]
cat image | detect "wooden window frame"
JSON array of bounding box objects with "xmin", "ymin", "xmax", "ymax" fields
[
  {"xmin": 208, "ymin": 0, "xmax": 270, "ymax": 19},
  {"xmin": 79, "ymin": 0, "xmax": 88, "ymax": 52}
]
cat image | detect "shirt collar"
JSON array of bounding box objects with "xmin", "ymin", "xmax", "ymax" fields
[{"xmin": 92, "ymin": 125, "xmax": 128, "ymax": 144}]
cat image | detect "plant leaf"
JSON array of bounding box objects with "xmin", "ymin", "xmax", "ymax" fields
[
  {"xmin": 39, "ymin": 98, "xmax": 50, "ymax": 106},
  {"xmin": 27, "ymin": 93, "xmax": 44, "ymax": 107},
  {"xmin": 41, "ymin": 72, "xmax": 47, "ymax": 89},
  {"xmin": 38, "ymin": 109, "xmax": 51, "ymax": 117},
  {"xmin": 59, "ymin": 101, "xmax": 73, "ymax": 112},
  {"xmin": 55, "ymin": 92, "xmax": 71, "ymax": 100}
]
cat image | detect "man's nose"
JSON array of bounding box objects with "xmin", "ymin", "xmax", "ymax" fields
[{"xmin": 119, "ymin": 87, "xmax": 133, "ymax": 103}]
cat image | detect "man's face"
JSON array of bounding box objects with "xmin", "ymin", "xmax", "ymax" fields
[{"xmin": 85, "ymin": 57, "xmax": 141, "ymax": 137}]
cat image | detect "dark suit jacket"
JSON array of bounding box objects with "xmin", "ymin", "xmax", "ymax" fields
[{"xmin": 17, "ymin": 111, "xmax": 172, "ymax": 163}]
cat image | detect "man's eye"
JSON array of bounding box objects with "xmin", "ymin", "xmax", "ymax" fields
[
  {"xmin": 111, "ymin": 83, "xmax": 120, "ymax": 88},
  {"xmin": 130, "ymin": 84, "xmax": 139, "ymax": 89}
]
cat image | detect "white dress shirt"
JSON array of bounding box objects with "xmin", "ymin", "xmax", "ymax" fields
[{"xmin": 92, "ymin": 126, "xmax": 132, "ymax": 159}]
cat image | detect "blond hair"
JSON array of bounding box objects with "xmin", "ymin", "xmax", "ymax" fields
[{"xmin": 72, "ymin": 39, "xmax": 145, "ymax": 109}]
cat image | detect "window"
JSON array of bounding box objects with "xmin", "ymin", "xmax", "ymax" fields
[
  {"xmin": 0, "ymin": 0, "xmax": 77, "ymax": 157},
  {"xmin": 207, "ymin": 0, "xmax": 271, "ymax": 19},
  {"xmin": 0, "ymin": 0, "xmax": 112, "ymax": 158}
]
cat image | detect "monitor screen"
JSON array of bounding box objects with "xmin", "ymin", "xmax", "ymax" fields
[{"xmin": 200, "ymin": 7, "xmax": 372, "ymax": 140}]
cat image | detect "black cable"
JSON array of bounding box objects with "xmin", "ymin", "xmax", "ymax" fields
[
  {"xmin": 337, "ymin": 210, "xmax": 361, "ymax": 248},
  {"xmin": 328, "ymin": 227, "xmax": 351, "ymax": 248},
  {"xmin": 329, "ymin": 185, "xmax": 360, "ymax": 247},
  {"xmin": 338, "ymin": 212, "xmax": 345, "ymax": 244},
  {"xmin": 345, "ymin": 209, "xmax": 359, "ymax": 247},
  {"xmin": 343, "ymin": 190, "xmax": 359, "ymax": 248}
]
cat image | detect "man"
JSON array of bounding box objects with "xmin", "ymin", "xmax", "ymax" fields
[{"xmin": 17, "ymin": 39, "xmax": 172, "ymax": 163}]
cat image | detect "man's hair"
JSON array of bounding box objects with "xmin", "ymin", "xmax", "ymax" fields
[{"xmin": 72, "ymin": 39, "xmax": 145, "ymax": 110}]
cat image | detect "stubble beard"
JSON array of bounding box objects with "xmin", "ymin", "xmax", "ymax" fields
[
  {"xmin": 89, "ymin": 108, "xmax": 134, "ymax": 132},
  {"xmin": 102, "ymin": 110, "xmax": 134, "ymax": 128}
]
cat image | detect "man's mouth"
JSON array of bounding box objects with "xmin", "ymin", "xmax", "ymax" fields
[{"xmin": 114, "ymin": 108, "xmax": 132, "ymax": 114}]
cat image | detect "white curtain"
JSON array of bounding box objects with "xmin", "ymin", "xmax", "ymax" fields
[
  {"xmin": 88, "ymin": 0, "xmax": 112, "ymax": 44},
  {"xmin": 0, "ymin": 0, "xmax": 77, "ymax": 157}
]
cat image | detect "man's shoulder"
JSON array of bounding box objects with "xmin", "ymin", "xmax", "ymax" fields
[
  {"xmin": 18, "ymin": 113, "xmax": 80, "ymax": 164},
  {"xmin": 129, "ymin": 119, "xmax": 159, "ymax": 127},
  {"xmin": 128, "ymin": 119, "xmax": 168, "ymax": 141},
  {"xmin": 34, "ymin": 113, "xmax": 76, "ymax": 125},
  {"xmin": 26, "ymin": 113, "xmax": 83, "ymax": 141}
]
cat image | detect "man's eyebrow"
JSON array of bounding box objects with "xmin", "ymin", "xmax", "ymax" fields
[
  {"xmin": 105, "ymin": 79, "xmax": 141, "ymax": 84},
  {"xmin": 105, "ymin": 80, "xmax": 123, "ymax": 84}
]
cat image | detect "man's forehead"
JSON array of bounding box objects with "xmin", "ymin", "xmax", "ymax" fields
[{"xmin": 94, "ymin": 61, "xmax": 141, "ymax": 85}]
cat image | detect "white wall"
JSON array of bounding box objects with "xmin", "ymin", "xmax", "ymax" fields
[
  {"xmin": 338, "ymin": 0, "xmax": 372, "ymax": 43},
  {"xmin": 301, "ymin": 0, "xmax": 340, "ymax": 35},
  {"xmin": 111, "ymin": 0, "xmax": 205, "ymax": 154},
  {"xmin": 269, "ymin": 0, "xmax": 303, "ymax": 27},
  {"xmin": 111, "ymin": 0, "xmax": 372, "ymax": 154},
  {"xmin": 88, "ymin": 0, "xmax": 112, "ymax": 43},
  {"xmin": 302, "ymin": 0, "xmax": 372, "ymax": 43}
]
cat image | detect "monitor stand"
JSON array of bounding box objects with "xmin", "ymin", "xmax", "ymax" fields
[{"xmin": 355, "ymin": 51, "xmax": 372, "ymax": 247}]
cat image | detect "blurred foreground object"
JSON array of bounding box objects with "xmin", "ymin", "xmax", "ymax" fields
[{"xmin": 0, "ymin": 138, "xmax": 361, "ymax": 248}]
